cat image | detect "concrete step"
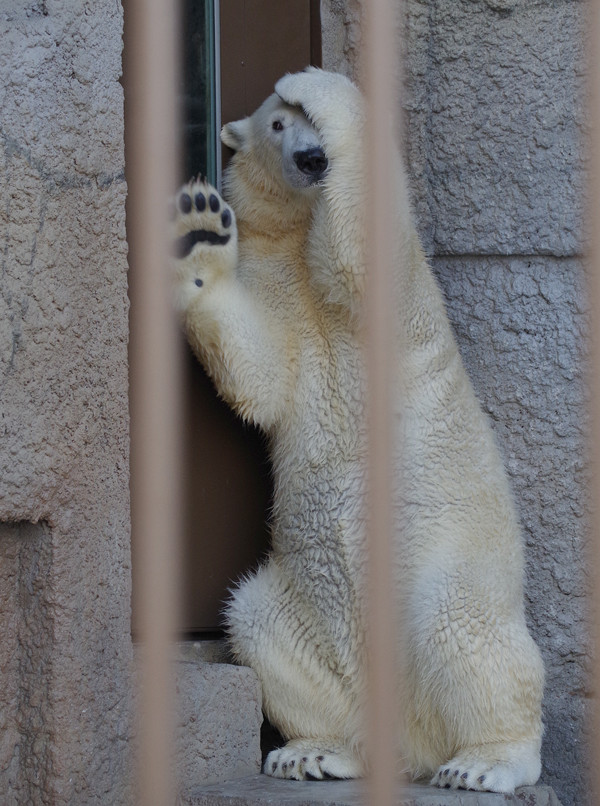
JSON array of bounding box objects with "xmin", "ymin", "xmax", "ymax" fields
[
  {"xmin": 182, "ymin": 775, "xmax": 562, "ymax": 806},
  {"xmin": 174, "ymin": 644, "xmax": 263, "ymax": 797}
]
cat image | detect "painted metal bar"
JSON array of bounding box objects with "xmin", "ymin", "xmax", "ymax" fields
[
  {"xmin": 362, "ymin": 0, "xmax": 404, "ymax": 804},
  {"xmin": 126, "ymin": 0, "xmax": 182, "ymax": 803},
  {"xmin": 587, "ymin": 2, "xmax": 600, "ymax": 802}
]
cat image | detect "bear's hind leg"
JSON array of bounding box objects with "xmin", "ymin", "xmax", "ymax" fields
[
  {"xmin": 225, "ymin": 562, "xmax": 365, "ymax": 781},
  {"xmin": 409, "ymin": 572, "xmax": 544, "ymax": 794},
  {"xmin": 430, "ymin": 738, "xmax": 541, "ymax": 793}
]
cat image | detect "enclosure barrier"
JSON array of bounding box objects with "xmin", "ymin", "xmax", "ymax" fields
[
  {"xmin": 363, "ymin": 1, "xmax": 405, "ymax": 805},
  {"xmin": 127, "ymin": 0, "xmax": 182, "ymax": 804},
  {"xmin": 128, "ymin": 0, "xmax": 403, "ymax": 803}
]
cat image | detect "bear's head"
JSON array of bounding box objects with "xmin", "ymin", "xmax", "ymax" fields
[{"xmin": 221, "ymin": 93, "xmax": 328, "ymax": 194}]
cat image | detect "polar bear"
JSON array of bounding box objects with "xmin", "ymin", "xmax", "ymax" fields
[{"xmin": 170, "ymin": 68, "xmax": 544, "ymax": 793}]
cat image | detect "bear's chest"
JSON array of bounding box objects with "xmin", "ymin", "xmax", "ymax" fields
[{"xmin": 237, "ymin": 241, "xmax": 365, "ymax": 450}]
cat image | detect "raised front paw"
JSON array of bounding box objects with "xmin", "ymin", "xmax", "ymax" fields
[
  {"xmin": 264, "ymin": 739, "xmax": 363, "ymax": 781},
  {"xmin": 275, "ymin": 68, "xmax": 364, "ymax": 152},
  {"xmin": 170, "ymin": 178, "xmax": 237, "ymax": 312}
]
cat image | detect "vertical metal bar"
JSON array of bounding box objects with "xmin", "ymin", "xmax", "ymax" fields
[
  {"xmin": 588, "ymin": 2, "xmax": 600, "ymax": 802},
  {"xmin": 362, "ymin": 0, "xmax": 404, "ymax": 804},
  {"xmin": 127, "ymin": 0, "xmax": 181, "ymax": 803}
]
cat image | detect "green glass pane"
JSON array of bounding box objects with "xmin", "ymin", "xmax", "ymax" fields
[{"xmin": 181, "ymin": 0, "xmax": 218, "ymax": 185}]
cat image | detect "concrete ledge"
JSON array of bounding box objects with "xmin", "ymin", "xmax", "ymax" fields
[
  {"xmin": 183, "ymin": 775, "xmax": 562, "ymax": 806},
  {"xmin": 175, "ymin": 652, "xmax": 262, "ymax": 795}
]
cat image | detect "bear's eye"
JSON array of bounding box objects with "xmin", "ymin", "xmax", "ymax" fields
[{"xmin": 272, "ymin": 120, "xmax": 284, "ymax": 132}]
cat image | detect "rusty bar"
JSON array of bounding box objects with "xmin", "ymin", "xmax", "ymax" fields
[
  {"xmin": 126, "ymin": 0, "xmax": 182, "ymax": 803},
  {"xmin": 362, "ymin": 0, "xmax": 403, "ymax": 804}
]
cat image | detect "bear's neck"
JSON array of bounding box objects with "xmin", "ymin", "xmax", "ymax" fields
[{"xmin": 222, "ymin": 156, "xmax": 314, "ymax": 235}]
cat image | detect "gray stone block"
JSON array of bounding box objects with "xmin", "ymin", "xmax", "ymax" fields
[
  {"xmin": 175, "ymin": 652, "xmax": 262, "ymax": 796},
  {"xmin": 183, "ymin": 776, "xmax": 562, "ymax": 806},
  {"xmin": 322, "ymin": 0, "xmax": 586, "ymax": 258},
  {"xmin": 405, "ymin": 0, "xmax": 586, "ymax": 257}
]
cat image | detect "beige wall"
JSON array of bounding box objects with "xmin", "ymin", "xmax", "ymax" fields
[{"xmin": 0, "ymin": 1, "xmax": 133, "ymax": 802}]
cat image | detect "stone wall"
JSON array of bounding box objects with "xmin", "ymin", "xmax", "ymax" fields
[
  {"xmin": 321, "ymin": 2, "xmax": 588, "ymax": 805},
  {"xmin": 0, "ymin": 1, "xmax": 133, "ymax": 803}
]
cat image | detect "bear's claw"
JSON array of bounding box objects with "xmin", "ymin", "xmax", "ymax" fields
[
  {"xmin": 430, "ymin": 739, "xmax": 541, "ymax": 794},
  {"xmin": 264, "ymin": 741, "xmax": 363, "ymax": 781}
]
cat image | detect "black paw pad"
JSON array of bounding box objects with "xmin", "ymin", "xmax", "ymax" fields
[
  {"xmin": 478, "ymin": 775, "xmax": 486, "ymax": 785},
  {"xmin": 194, "ymin": 278, "xmax": 203, "ymax": 287},
  {"xmin": 173, "ymin": 229, "xmax": 230, "ymax": 258},
  {"xmin": 194, "ymin": 192, "xmax": 206, "ymax": 211},
  {"xmin": 209, "ymin": 193, "xmax": 220, "ymax": 213},
  {"xmin": 178, "ymin": 193, "xmax": 192, "ymax": 213},
  {"xmin": 221, "ymin": 209, "xmax": 232, "ymax": 228},
  {"xmin": 461, "ymin": 772, "xmax": 468, "ymax": 780}
]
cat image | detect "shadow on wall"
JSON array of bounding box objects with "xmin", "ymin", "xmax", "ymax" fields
[{"xmin": 0, "ymin": 521, "xmax": 53, "ymax": 802}]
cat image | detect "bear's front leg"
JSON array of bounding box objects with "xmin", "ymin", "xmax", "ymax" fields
[
  {"xmin": 170, "ymin": 179, "xmax": 295, "ymax": 429},
  {"xmin": 275, "ymin": 68, "xmax": 365, "ymax": 158},
  {"xmin": 275, "ymin": 69, "xmax": 369, "ymax": 310}
]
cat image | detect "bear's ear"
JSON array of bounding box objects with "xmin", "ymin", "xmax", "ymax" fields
[{"xmin": 221, "ymin": 118, "xmax": 251, "ymax": 152}]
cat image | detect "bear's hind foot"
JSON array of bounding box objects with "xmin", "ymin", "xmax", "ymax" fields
[
  {"xmin": 265, "ymin": 739, "xmax": 364, "ymax": 781},
  {"xmin": 430, "ymin": 739, "xmax": 541, "ymax": 794}
]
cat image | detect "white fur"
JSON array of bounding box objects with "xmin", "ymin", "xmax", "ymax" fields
[{"xmin": 171, "ymin": 68, "xmax": 544, "ymax": 793}]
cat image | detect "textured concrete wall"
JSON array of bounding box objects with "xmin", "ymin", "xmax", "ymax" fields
[
  {"xmin": 321, "ymin": 2, "xmax": 588, "ymax": 805},
  {"xmin": 0, "ymin": 1, "xmax": 133, "ymax": 803}
]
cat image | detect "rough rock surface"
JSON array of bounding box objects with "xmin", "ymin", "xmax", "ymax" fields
[
  {"xmin": 184, "ymin": 776, "xmax": 563, "ymax": 806},
  {"xmin": 321, "ymin": 2, "xmax": 589, "ymax": 805},
  {"xmin": 175, "ymin": 653, "xmax": 262, "ymax": 797},
  {"xmin": 0, "ymin": 1, "xmax": 133, "ymax": 803}
]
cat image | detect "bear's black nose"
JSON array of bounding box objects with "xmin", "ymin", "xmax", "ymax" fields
[{"xmin": 294, "ymin": 147, "xmax": 328, "ymax": 177}]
